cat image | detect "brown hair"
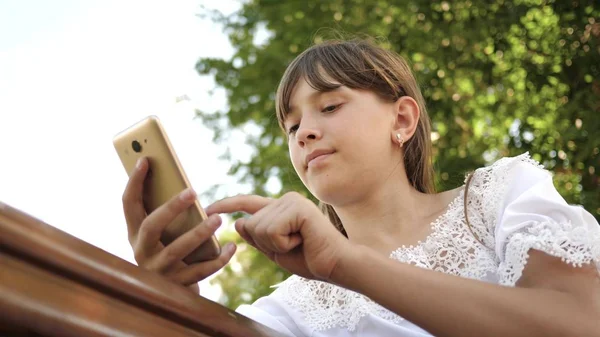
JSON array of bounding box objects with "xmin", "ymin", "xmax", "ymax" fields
[
  {"xmin": 275, "ymin": 38, "xmax": 435, "ymax": 236},
  {"xmin": 463, "ymin": 171, "xmax": 487, "ymax": 247}
]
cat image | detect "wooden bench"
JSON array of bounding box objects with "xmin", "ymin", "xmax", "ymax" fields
[{"xmin": 0, "ymin": 201, "xmax": 285, "ymax": 337}]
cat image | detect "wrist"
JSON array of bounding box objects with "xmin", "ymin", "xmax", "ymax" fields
[{"xmin": 329, "ymin": 241, "xmax": 366, "ymax": 289}]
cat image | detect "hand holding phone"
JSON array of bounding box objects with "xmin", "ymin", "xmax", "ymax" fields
[{"xmin": 114, "ymin": 116, "xmax": 236, "ymax": 289}]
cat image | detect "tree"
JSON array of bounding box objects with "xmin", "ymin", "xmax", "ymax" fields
[{"xmin": 195, "ymin": 0, "xmax": 600, "ymax": 310}]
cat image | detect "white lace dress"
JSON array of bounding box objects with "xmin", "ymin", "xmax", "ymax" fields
[{"xmin": 235, "ymin": 153, "xmax": 600, "ymax": 337}]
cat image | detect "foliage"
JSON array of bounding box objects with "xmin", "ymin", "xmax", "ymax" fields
[{"xmin": 195, "ymin": 0, "xmax": 600, "ymax": 310}]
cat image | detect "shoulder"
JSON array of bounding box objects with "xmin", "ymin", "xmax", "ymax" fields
[
  {"xmin": 467, "ymin": 152, "xmax": 552, "ymax": 215},
  {"xmin": 463, "ymin": 152, "xmax": 547, "ymax": 243},
  {"xmin": 471, "ymin": 152, "xmax": 547, "ymax": 188},
  {"xmin": 465, "ymin": 153, "xmax": 600, "ymax": 286}
]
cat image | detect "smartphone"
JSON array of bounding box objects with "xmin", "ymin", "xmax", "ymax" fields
[{"xmin": 113, "ymin": 115, "xmax": 221, "ymax": 264}]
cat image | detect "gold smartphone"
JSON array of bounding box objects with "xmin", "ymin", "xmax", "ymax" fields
[{"xmin": 113, "ymin": 115, "xmax": 221, "ymax": 264}]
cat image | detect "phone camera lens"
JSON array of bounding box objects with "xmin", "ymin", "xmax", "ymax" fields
[{"xmin": 132, "ymin": 140, "xmax": 142, "ymax": 153}]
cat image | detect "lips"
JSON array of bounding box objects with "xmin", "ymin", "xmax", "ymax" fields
[{"xmin": 305, "ymin": 149, "xmax": 335, "ymax": 168}]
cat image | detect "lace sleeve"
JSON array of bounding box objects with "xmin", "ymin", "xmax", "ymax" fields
[
  {"xmin": 461, "ymin": 153, "xmax": 541, "ymax": 253},
  {"xmin": 490, "ymin": 154, "xmax": 600, "ymax": 286}
]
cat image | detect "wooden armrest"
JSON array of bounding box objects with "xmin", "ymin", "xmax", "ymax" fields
[{"xmin": 0, "ymin": 201, "xmax": 286, "ymax": 337}]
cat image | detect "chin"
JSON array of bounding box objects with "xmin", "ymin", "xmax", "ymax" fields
[{"xmin": 307, "ymin": 176, "xmax": 354, "ymax": 206}]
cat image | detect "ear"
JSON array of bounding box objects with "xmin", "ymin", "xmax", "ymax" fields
[{"xmin": 390, "ymin": 96, "xmax": 420, "ymax": 145}]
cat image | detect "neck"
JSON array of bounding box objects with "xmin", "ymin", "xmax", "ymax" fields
[{"xmin": 331, "ymin": 166, "xmax": 445, "ymax": 255}]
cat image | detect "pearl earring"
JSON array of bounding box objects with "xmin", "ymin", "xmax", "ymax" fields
[{"xmin": 396, "ymin": 133, "xmax": 404, "ymax": 148}]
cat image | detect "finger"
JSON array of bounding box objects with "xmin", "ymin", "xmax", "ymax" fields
[
  {"xmin": 267, "ymin": 225, "xmax": 303, "ymax": 253},
  {"xmin": 205, "ymin": 194, "xmax": 272, "ymax": 216},
  {"xmin": 168, "ymin": 242, "xmax": 237, "ymax": 286},
  {"xmin": 234, "ymin": 218, "xmax": 257, "ymax": 248},
  {"xmin": 251, "ymin": 200, "xmax": 286, "ymax": 254},
  {"xmin": 235, "ymin": 220, "xmax": 277, "ymax": 264},
  {"xmin": 122, "ymin": 157, "xmax": 149, "ymax": 238},
  {"xmin": 267, "ymin": 201, "xmax": 303, "ymax": 253},
  {"xmin": 133, "ymin": 240, "xmax": 167, "ymax": 267},
  {"xmin": 146, "ymin": 214, "xmax": 222, "ymax": 273},
  {"xmin": 136, "ymin": 187, "xmax": 198, "ymax": 255},
  {"xmin": 234, "ymin": 218, "xmax": 272, "ymax": 260}
]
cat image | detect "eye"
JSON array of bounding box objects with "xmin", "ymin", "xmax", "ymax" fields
[
  {"xmin": 322, "ymin": 104, "xmax": 340, "ymax": 113},
  {"xmin": 287, "ymin": 124, "xmax": 299, "ymax": 135}
]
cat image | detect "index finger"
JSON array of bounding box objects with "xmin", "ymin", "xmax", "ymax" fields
[{"xmin": 205, "ymin": 195, "xmax": 272, "ymax": 216}]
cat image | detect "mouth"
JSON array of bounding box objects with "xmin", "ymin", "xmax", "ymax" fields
[{"xmin": 305, "ymin": 150, "xmax": 335, "ymax": 168}]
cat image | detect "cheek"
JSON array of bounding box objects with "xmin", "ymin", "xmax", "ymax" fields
[
  {"xmin": 343, "ymin": 120, "xmax": 392, "ymax": 168},
  {"xmin": 289, "ymin": 145, "xmax": 305, "ymax": 177}
]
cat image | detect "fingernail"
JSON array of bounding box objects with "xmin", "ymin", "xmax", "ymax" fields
[
  {"xmin": 225, "ymin": 242, "xmax": 236, "ymax": 254},
  {"xmin": 136, "ymin": 157, "xmax": 144, "ymax": 169},
  {"xmin": 179, "ymin": 188, "xmax": 196, "ymax": 201}
]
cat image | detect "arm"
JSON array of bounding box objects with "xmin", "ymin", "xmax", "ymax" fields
[
  {"xmin": 333, "ymin": 158, "xmax": 600, "ymax": 337},
  {"xmin": 205, "ymin": 156, "xmax": 600, "ymax": 336},
  {"xmin": 333, "ymin": 244, "xmax": 600, "ymax": 337}
]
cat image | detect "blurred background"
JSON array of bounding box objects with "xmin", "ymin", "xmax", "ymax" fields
[{"xmin": 1, "ymin": 0, "xmax": 598, "ymax": 311}]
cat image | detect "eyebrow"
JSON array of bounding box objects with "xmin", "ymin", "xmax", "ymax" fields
[{"xmin": 288, "ymin": 86, "xmax": 344, "ymax": 116}]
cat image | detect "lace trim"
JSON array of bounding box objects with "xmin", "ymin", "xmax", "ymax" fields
[
  {"xmin": 275, "ymin": 185, "xmax": 499, "ymax": 332},
  {"xmin": 390, "ymin": 188, "xmax": 498, "ymax": 281},
  {"xmin": 273, "ymin": 152, "xmax": 592, "ymax": 332},
  {"xmin": 465, "ymin": 152, "xmax": 545, "ymax": 251},
  {"xmin": 498, "ymin": 219, "xmax": 600, "ymax": 286},
  {"xmin": 275, "ymin": 276, "xmax": 405, "ymax": 331}
]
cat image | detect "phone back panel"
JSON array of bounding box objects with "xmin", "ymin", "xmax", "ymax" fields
[{"xmin": 113, "ymin": 116, "xmax": 220, "ymax": 263}]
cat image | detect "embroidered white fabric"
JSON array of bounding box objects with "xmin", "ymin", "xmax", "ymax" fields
[
  {"xmin": 499, "ymin": 219, "xmax": 600, "ymax": 286},
  {"xmin": 239, "ymin": 153, "xmax": 600, "ymax": 334}
]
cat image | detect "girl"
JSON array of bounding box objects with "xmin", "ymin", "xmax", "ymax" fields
[{"xmin": 122, "ymin": 38, "xmax": 600, "ymax": 336}]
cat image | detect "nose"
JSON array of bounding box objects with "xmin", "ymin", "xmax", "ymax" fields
[{"xmin": 295, "ymin": 122, "xmax": 321, "ymax": 148}]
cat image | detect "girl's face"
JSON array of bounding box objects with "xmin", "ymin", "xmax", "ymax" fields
[{"xmin": 284, "ymin": 77, "xmax": 400, "ymax": 206}]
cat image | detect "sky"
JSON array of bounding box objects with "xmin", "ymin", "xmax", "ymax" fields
[{"xmin": 0, "ymin": 0, "xmax": 251, "ymax": 302}]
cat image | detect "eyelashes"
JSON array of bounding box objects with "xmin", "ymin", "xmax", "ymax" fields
[
  {"xmin": 288, "ymin": 124, "xmax": 299, "ymax": 134},
  {"xmin": 321, "ymin": 103, "xmax": 341, "ymax": 114},
  {"xmin": 287, "ymin": 104, "xmax": 342, "ymax": 135}
]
